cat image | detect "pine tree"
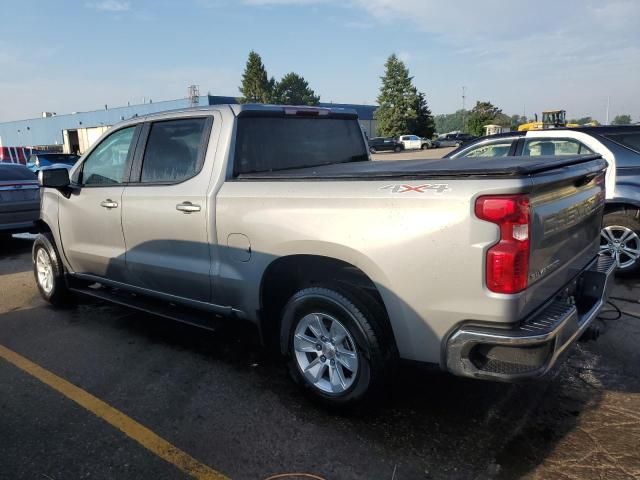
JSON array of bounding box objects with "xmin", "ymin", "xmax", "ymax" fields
[
  {"xmin": 272, "ymin": 72, "xmax": 320, "ymax": 105},
  {"xmin": 410, "ymin": 89, "xmax": 435, "ymax": 138},
  {"xmin": 374, "ymin": 54, "xmax": 418, "ymax": 138},
  {"xmin": 238, "ymin": 51, "xmax": 273, "ymax": 104}
]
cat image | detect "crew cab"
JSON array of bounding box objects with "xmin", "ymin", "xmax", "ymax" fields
[
  {"xmin": 447, "ymin": 126, "xmax": 640, "ymax": 273},
  {"xmin": 34, "ymin": 104, "xmax": 614, "ymax": 405}
]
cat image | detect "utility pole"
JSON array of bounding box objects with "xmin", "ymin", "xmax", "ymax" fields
[
  {"xmin": 461, "ymin": 86, "xmax": 466, "ymax": 133},
  {"xmin": 605, "ymin": 96, "xmax": 610, "ymax": 125}
]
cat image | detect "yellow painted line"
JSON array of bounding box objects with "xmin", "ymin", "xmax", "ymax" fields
[{"xmin": 0, "ymin": 344, "xmax": 229, "ymax": 480}]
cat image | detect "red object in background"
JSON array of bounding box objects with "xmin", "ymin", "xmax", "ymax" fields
[{"xmin": 0, "ymin": 146, "xmax": 40, "ymax": 165}]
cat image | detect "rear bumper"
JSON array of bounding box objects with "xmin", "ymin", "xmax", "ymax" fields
[{"xmin": 445, "ymin": 255, "xmax": 615, "ymax": 381}]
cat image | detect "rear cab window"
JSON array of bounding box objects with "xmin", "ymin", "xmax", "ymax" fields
[{"xmin": 234, "ymin": 115, "xmax": 368, "ymax": 176}]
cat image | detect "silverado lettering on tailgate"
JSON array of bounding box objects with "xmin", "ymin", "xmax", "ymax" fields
[{"xmin": 542, "ymin": 193, "xmax": 604, "ymax": 236}]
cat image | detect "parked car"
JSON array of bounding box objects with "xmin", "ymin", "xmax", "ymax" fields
[
  {"xmin": 0, "ymin": 163, "xmax": 39, "ymax": 237},
  {"xmin": 368, "ymin": 137, "xmax": 403, "ymax": 154},
  {"xmin": 34, "ymin": 104, "xmax": 613, "ymax": 405},
  {"xmin": 27, "ymin": 153, "xmax": 79, "ymax": 173},
  {"xmin": 398, "ymin": 134, "xmax": 432, "ymax": 150},
  {"xmin": 433, "ymin": 133, "xmax": 477, "ymax": 148},
  {"xmin": 447, "ymin": 126, "xmax": 640, "ymax": 273}
]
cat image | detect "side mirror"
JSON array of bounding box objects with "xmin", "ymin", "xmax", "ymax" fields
[{"xmin": 39, "ymin": 168, "xmax": 70, "ymax": 188}]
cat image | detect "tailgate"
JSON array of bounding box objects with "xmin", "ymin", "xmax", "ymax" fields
[{"xmin": 524, "ymin": 157, "xmax": 606, "ymax": 314}]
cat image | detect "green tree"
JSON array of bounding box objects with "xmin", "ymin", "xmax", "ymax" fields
[
  {"xmin": 568, "ymin": 116, "xmax": 595, "ymax": 125},
  {"xmin": 410, "ymin": 89, "xmax": 436, "ymax": 138},
  {"xmin": 238, "ymin": 51, "xmax": 274, "ymax": 104},
  {"xmin": 467, "ymin": 101, "xmax": 503, "ymax": 136},
  {"xmin": 374, "ymin": 54, "xmax": 418, "ymax": 137},
  {"xmin": 612, "ymin": 114, "xmax": 632, "ymax": 125},
  {"xmin": 510, "ymin": 114, "xmax": 527, "ymax": 128},
  {"xmin": 272, "ymin": 72, "xmax": 320, "ymax": 105},
  {"xmin": 434, "ymin": 110, "xmax": 467, "ymax": 134}
]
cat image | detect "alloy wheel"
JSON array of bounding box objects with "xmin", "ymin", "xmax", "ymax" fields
[
  {"xmin": 293, "ymin": 313, "xmax": 359, "ymax": 394},
  {"xmin": 36, "ymin": 248, "xmax": 54, "ymax": 294},
  {"xmin": 600, "ymin": 225, "xmax": 640, "ymax": 269}
]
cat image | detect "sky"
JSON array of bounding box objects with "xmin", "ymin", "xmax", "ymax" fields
[{"xmin": 0, "ymin": 0, "xmax": 638, "ymax": 122}]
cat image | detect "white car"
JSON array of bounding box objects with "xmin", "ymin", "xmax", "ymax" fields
[{"xmin": 398, "ymin": 135, "xmax": 431, "ymax": 150}]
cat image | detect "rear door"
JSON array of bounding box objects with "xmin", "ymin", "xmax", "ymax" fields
[
  {"xmin": 121, "ymin": 115, "xmax": 215, "ymax": 302},
  {"xmin": 58, "ymin": 125, "xmax": 139, "ymax": 280}
]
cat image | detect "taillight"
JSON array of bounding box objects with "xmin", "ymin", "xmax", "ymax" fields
[{"xmin": 475, "ymin": 194, "xmax": 530, "ymax": 294}]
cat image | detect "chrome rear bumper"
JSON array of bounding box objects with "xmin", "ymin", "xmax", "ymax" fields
[{"xmin": 445, "ymin": 255, "xmax": 616, "ymax": 381}]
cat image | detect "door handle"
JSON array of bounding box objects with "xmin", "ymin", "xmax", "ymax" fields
[
  {"xmin": 100, "ymin": 199, "xmax": 118, "ymax": 209},
  {"xmin": 176, "ymin": 201, "xmax": 201, "ymax": 213}
]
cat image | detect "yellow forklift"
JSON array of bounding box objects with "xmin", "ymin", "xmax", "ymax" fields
[{"xmin": 517, "ymin": 110, "xmax": 580, "ymax": 131}]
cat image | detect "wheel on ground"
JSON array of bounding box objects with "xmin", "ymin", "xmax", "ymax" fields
[
  {"xmin": 394, "ymin": 145, "xmax": 401, "ymax": 153},
  {"xmin": 369, "ymin": 147, "xmax": 377, "ymax": 154},
  {"xmin": 280, "ymin": 285, "xmax": 395, "ymax": 406},
  {"xmin": 421, "ymin": 143, "xmax": 428, "ymax": 150},
  {"xmin": 600, "ymin": 211, "xmax": 640, "ymax": 274},
  {"xmin": 32, "ymin": 233, "xmax": 71, "ymax": 306}
]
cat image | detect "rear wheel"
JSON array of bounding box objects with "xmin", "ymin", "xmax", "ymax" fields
[
  {"xmin": 33, "ymin": 234, "xmax": 72, "ymax": 306},
  {"xmin": 394, "ymin": 145, "xmax": 401, "ymax": 153},
  {"xmin": 421, "ymin": 143, "xmax": 429, "ymax": 150},
  {"xmin": 369, "ymin": 147, "xmax": 377, "ymax": 154},
  {"xmin": 281, "ymin": 285, "xmax": 395, "ymax": 406},
  {"xmin": 600, "ymin": 211, "xmax": 640, "ymax": 274}
]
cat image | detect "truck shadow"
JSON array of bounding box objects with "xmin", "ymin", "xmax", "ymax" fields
[{"xmin": 8, "ymin": 239, "xmax": 637, "ymax": 478}]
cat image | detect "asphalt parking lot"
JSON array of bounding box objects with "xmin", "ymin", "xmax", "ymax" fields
[{"xmin": 1, "ymin": 234, "xmax": 639, "ymax": 480}]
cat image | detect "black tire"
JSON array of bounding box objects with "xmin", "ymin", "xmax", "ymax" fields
[
  {"xmin": 32, "ymin": 233, "xmax": 72, "ymax": 306},
  {"xmin": 421, "ymin": 143, "xmax": 428, "ymax": 150},
  {"xmin": 394, "ymin": 145, "xmax": 402, "ymax": 153},
  {"xmin": 601, "ymin": 210, "xmax": 640, "ymax": 275},
  {"xmin": 280, "ymin": 285, "xmax": 396, "ymax": 406},
  {"xmin": 369, "ymin": 147, "xmax": 377, "ymax": 154}
]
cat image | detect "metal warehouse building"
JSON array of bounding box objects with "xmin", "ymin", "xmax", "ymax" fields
[{"xmin": 0, "ymin": 95, "xmax": 378, "ymax": 155}]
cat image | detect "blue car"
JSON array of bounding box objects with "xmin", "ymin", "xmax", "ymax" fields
[{"xmin": 26, "ymin": 153, "xmax": 79, "ymax": 173}]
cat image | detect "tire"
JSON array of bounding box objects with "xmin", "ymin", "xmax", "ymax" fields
[
  {"xmin": 394, "ymin": 146, "xmax": 402, "ymax": 153},
  {"xmin": 32, "ymin": 233, "xmax": 72, "ymax": 306},
  {"xmin": 369, "ymin": 147, "xmax": 377, "ymax": 154},
  {"xmin": 421, "ymin": 143, "xmax": 428, "ymax": 150},
  {"xmin": 280, "ymin": 285, "xmax": 396, "ymax": 406},
  {"xmin": 600, "ymin": 211, "xmax": 640, "ymax": 274}
]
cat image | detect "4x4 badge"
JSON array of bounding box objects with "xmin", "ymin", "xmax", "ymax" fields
[{"xmin": 380, "ymin": 183, "xmax": 450, "ymax": 194}]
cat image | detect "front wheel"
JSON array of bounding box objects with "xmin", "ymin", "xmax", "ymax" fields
[
  {"xmin": 600, "ymin": 211, "xmax": 640, "ymax": 274},
  {"xmin": 33, "ymin": 234, "xmax": 72, "ymax": 306},
  {"xmin": 394, "ymin": 145, "xmax": 402, "ymax": 153},
  {"xmin": 281, "ymin": 286, "xmax": 395, "ymax": 406},
  {"xmin": 369, "ymin": 147, "xmax": 377, "ymax": 154}
]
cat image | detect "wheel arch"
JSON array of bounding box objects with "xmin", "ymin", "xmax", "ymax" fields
[{"xmin": 258, "ymin": 253, "xmax": 396, "ymax": 355}]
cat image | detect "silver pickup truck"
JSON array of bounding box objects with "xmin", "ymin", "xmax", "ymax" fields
[{"xmin": 34, "ymin": 104, "xmax": 614, "ymax": 406}]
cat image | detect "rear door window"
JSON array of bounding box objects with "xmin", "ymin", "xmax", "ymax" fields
[
  {"xmin": 139, "ymin": 118, "xmax": 209, "ymax": 183},
  {"xmin": 459, "ymin": 140, "xmax": 515, "ymax": 158},
  {"xmin": 522, "ymin": 138, "xmax": 593, "ymax": 156},
  {"xmin": 234, "ymin": 117, "xmax": 367, "ymax": 175}
]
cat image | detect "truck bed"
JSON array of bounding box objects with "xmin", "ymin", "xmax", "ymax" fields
[{"xmin": 236, "ymin": 154, "xmax": 606, "ymax": 180}]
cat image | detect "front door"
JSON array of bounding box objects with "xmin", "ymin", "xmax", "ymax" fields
[
  {"xmin": 58, "ymin": 125, "xmax": 138, "ymax": 281},
  {"xmin": 121, "ymin": 116, "xmax": 215, "ymax": 302}
]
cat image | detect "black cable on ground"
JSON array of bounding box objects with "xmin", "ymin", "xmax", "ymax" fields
[{"xmin": 598, "ymin": 300, "xmax": 622, "ymax": 321}]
